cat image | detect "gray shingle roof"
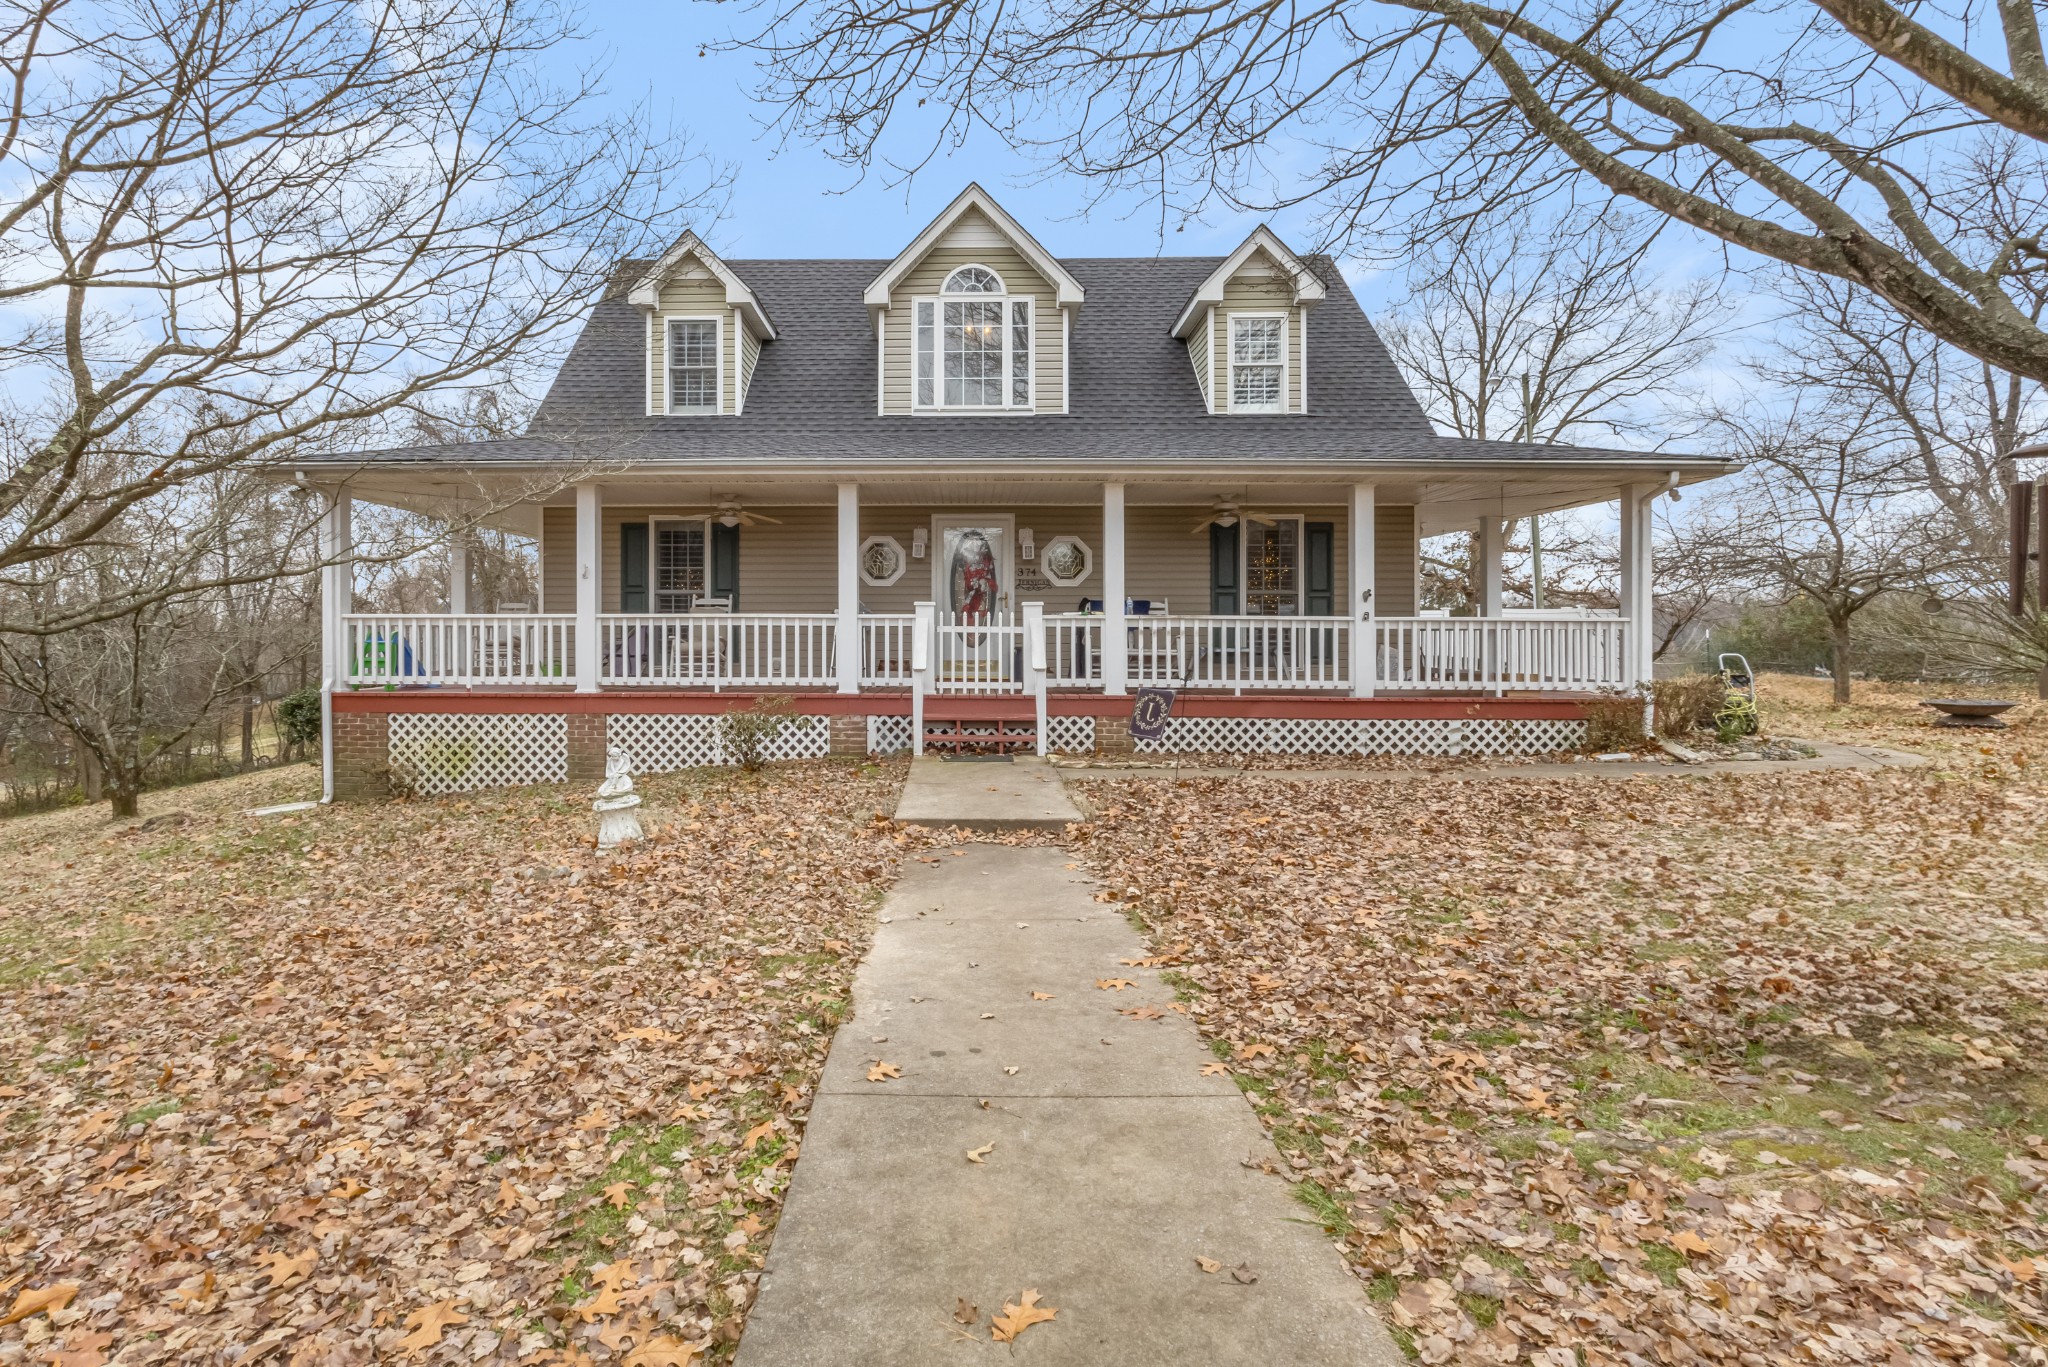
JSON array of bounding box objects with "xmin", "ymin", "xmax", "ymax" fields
[{"xmin": 315, "ymin": 255, "xmax": 1725, "ymax": 469}]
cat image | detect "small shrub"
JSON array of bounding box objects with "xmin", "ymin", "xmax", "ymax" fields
[
  {"xmin": 1652, "ymin": 675, "xmax": 1726, "ymax": 739},
  {"xmin": 1582, "ymin": 693, "xmax": 1647, "ymax": 751},
  {"xmin": 276, "ymin": 687, "xmax": 323, "ymax": 748},
  {"xmin": 719, "ymin": 696, "xmax": 797, "ymax": 773}
]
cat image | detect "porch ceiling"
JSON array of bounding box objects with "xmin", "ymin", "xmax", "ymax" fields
[{"xmin": 320, "ymin": 465, "xmax": 1715, "ymax": 535}]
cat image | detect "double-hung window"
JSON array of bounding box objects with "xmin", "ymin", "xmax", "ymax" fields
[
  {"xmin": 916, "ymin": 265, "xmax": 1031, "ymax": 410},
  {"xmin": 667, "ymin": 318, "xmax": 721, "ymax": 414},
  {"xmin": 653, "ymin": 519, "xmax": 708, "ymax": 611},
  {"xmin": 1229, "ymin": 315, "xmax": 1285, "ymax": 413}
]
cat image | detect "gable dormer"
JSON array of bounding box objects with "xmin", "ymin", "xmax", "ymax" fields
[
  {"xmin": 630, "ymin": 233, "xmax": 776, "ymax": 417},
  {"xmin": 1172, "ymin": 227, "xmax": 1327, "ymax": 415},
  {"xmin": 864, "ymin": 184, "xmax": 1084, "ymax": 416}
]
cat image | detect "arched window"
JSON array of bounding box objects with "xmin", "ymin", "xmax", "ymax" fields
[
  {"xmin": 920, "ymin": 265, "xmax": 1030, "ymax": 408},
  {"xmin": 943, "ymin": 264, "xmax": 1005, "ymax": 294}
]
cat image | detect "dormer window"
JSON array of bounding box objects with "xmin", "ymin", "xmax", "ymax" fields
[
  {"xmin": 668, "ymin": 318, "xmax": 721, "ymax": 414},
  {"xmin": 915, "ymin": 264, "xmax": 1031, "ymax": 410}
]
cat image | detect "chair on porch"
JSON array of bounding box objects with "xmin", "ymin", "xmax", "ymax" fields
[{"xmin": 1075, "ymin": 599, "xmax": 1176, "ymax": 685}]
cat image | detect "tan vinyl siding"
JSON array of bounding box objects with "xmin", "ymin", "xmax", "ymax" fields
[
  {"xmin": 1124, "ymin": 506, "xmax": 1349, "ymax": 612},
  {"xmin": 597, "ymin": 507, "xmax": 836, "ymax": 613},
  {"xmin": 1187, "ymin": 320, "xmax": 1212, "ymax": 412},
  {"xmin": 545, "ymin": 500, "xmax": 1397, "ymax": 620},
  {"xmin": 1212, "ymin": 250, "xmax": 1304, "ymax": 413},
  {"xmin": 856, "ymin": 507, "xmax": 1105, "ymax": 614},
  {"xmin": 738, "ymin": 327, "xmax": 762, "ymax": 411},
  {"xmin": 540, "ymin": 506, "xmax": 574, "ymax": 612},
  {"xmin": 651, "ymin": 271, "xmax": 736, "ymax": 416},
  {"xmin": 1374, "ymin": 505, "xmax": 1417, "ymax": 616},
  {"xmin": 880, "ymin": 208, "xmax": 1064, "ymax": 415}
]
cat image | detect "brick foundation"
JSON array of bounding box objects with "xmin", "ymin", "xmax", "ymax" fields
[
  {"xmin": 827, "ymin": 713, "xmax": 868, "ymax": 758},
  {"xmin": 330, "ymin": 707, "xmax": 391, "ymax": 803},
  {"xmin": 1094, "ymin": 714, "xmax": 1134, "ymax": 756},
  {"xmin": 566, "ymin": 713, "xmax": 607, "ymax": 784}
]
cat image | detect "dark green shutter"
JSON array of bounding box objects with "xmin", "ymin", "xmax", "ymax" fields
[
  {"xmin": 711, "ymin": 522, "xmax": 740, "ymax": 609},
  {"xmin": 1305, "ymin": 521, "xmax": 1334, "ymax": 615},
  {"xmin": 620, "ymin": 522, "xmax": 649, "ymax": 612},
  {"xmin": 1209, "ymin": 522, "xmax": 1240, "ymax": 614}
]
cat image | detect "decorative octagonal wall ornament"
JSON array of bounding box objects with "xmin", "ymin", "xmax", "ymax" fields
[
  {"xmin": 1039, "ymin": 535, "xmax": 1093, "ymax": 587},
  {"xmin": 859, "ymin": 534, "xmax": 908, "ymax": 587}
]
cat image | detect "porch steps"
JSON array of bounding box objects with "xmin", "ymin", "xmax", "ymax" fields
[{"xmin": 919, "ymin": 695, "xmax": 1038, "ymax": 756}]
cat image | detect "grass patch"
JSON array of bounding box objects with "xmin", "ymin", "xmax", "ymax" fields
[{"xmin": 1292, "ymin": 1179, "xmax": 1356, "ymax": 1237}]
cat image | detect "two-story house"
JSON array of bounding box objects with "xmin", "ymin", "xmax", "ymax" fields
[{"xmin": 304, "ymin": 185, "xmax": 1733, "ymax": 798}]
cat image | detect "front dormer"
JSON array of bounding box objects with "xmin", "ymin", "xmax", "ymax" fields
[
  {"xmin": 1172, "ymin": 227, "xmax": 1327, "ymax": 415},
  {"xmin": 631, "ymin": 233, "xmax": 776, "ymax": 417},
  {"xmin": 864, "ymin": 185, "xmax": 1083, "ymax": 416}
]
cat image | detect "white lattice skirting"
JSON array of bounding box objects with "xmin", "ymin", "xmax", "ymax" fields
[
  {"xmin": 1045, "ymin": 716, "xmax": 1096, "ymax": 754},
  {"xmin": 387, "ymin": 713, "xmax": 568, "ymax": 795},
  {"xmin": 867, "ymin": 715, "xmax": 913, "ymax": 756},
  {"xmin": 1132, "ymin": 716, "xmax": 1587, "ymax": 757},
  {"xmin": 609, "ymin": 713, "xmax": 831, "ymax": 772}
]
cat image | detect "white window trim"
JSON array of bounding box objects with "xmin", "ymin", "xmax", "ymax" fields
[
  {"xmin": 858, "ymin": 534, "xmax": 908, "ymax": 587},
  {"xmin": 649, "ymin": 515, "xmax": 714, "ymax": 611},
  {"xmin": 1241, "ymin": 514, "xmax": 1305, "ymax": 615},
  {"xmin": 913, "ymin": 282, "xmax": 1035, "ymax": 414},
  {"xmin": 665, "ymin": 315, "xmax": 723, "ymax": 416},
  {"xmin": 1227, "ymin": 311, "xmax": 1289, "ymax": 415},
  {"xmin": 1038, "ymin": 534, "xmax": 1093, "ymax": 587}
]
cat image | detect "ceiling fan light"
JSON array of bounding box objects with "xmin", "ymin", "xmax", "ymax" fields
[
  {"xmin": 1215, "ymin": 513, "xmax": 1238, "ymax": 527},
  {"xmin": 718, "ymin": 511, "xmax": 740, "ymax": 527}
]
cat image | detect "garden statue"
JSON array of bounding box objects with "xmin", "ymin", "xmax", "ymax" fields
[{"xmin": 593, "ymin": 746, "xmax": 644, "ymax": 849}]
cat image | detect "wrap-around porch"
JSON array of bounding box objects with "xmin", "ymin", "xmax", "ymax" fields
[{"xmin": 321, "ymin": 476, "xmax": 1665, "ymax": 703}]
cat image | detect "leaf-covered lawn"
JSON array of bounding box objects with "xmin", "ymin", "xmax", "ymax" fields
[
  {"xmin": 0, "ymin": 761, "xmax": 926, "ymax": 1365},
  {"xmin": 1071, "ymin": 742, "xmax": 2048, "ymax": 1365}
]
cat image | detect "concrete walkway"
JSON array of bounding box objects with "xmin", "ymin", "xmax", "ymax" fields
[
  {"xmin": 892, "ymin": 754, "xmax": 1084, "ymax": 832},
  {"xmin": 734, "ymin": 844, "xmax": 1401, "ymax": 1367}
]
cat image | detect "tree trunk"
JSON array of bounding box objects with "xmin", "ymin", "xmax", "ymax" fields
[
  {"xmin": 109, "ymin": 785, "xmax": 138, "ymax": 818},
  {"xmin": 1830, "ymin": 617, "xmax": 1854, "ymax": 704},
  {"xmin": 241, "ymin": 695, "xmax": 255, "ymax": 770},
  {"xmin": 2037, "ymin": 660, "xmax": 2048, "ymax": 701}
]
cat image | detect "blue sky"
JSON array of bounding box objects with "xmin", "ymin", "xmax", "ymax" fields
[{"xmin": 570, "ymin": 0, "xmax": 1346, "ymax": 265}]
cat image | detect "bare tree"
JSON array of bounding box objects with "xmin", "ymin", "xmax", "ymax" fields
[
  {"xmin": 1708, "ymin": 412, "xmax": 1964, "ymax": 701},
  {"xmin": 1385, "ymin": 207, "xmax": 1726, "ymax": 612},
  {"xmin": 0, "ymin": 467, "xmax": 318, "ymax": 815},
  {"xmin": 728, "ymin": 0, "xmax": 2048, "ymax": 382},
  {"xmin": 0, "ymin": 0, "xmax": 720, "ymax": 628},
  {"xmin": 1383, "ymin": 211, "xmax": 1726, "ymax": 445}
]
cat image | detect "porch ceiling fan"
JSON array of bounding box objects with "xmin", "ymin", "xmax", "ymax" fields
[
  {"xmin": 1189, "ymin": 498, "xmax": 1281, "ymax": 535},
  {"xmin": 708, "ymin": 496, "xmax": 782, "ymax": 528}
]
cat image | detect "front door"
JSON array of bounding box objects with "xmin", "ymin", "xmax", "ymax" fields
[{"xmin": 931, "ymin": 516, "xmax": 1014, "ymax": 682}]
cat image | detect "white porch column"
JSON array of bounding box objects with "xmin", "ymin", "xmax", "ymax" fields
[
  {"xmin": 574, "ymin": 482, "xmax": 601, "ymax": 693},
  {"xmin": 318, "ymin": 486, "xmax": 353, "ymax": 803},
  {"xmin": 836, "ymin": 482, "xmax": 861, "ymax": 694},
  {"xmin": 1101, "ymin": 481, "xmax": 1127, "ymax": 695},
  {"xmin": 1629, "ymin": 485, "xmax": 1657, "ymax": 687},
  {"xmin": 1477, "ymin": 517, "xmax": 1505, "ymax": 616},
  {"xmin": 1618, "ymin": 485, "xmax": 1654, "ymax": 688},
  {"xmin": 1349, "ymin": 483, "xmax": 1376, "ymax": 697},
  {"xmin": 448, "ymin": 536, "xmax": 470, "ymax": 615}
]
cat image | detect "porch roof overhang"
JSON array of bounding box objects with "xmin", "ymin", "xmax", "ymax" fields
[{"xmin": 283, "ymin": 445, "xmax": 1734, "ymax": 538}]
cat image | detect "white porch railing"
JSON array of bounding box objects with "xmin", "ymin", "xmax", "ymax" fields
[
  {"xmin": 1126, "ymin": 615, "xmax": 1352, "ymax": 691},
  {"xmin": 1374, "ymin": 616, "xmax": 1630, "ymax": 692},
  {"xmin": 860, "ymin": 614, "xmax": 917, "ymax": 687},
  {"xmin": 933, "ymin": 610, "xmax": 1026, "ymax": 693},
  {"xmin": 343, "ymin": 614, "xmax": 574, "ymax": 685},
  {"xmin": 600, "ymin": 614, "xmax": 837, "ymax": 687}
]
